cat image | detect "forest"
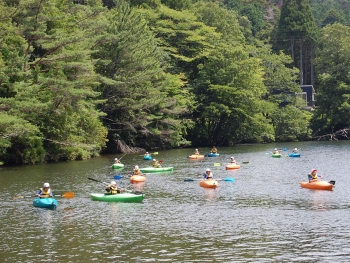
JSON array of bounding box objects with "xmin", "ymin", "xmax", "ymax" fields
[{"xmin": 1, "ymin": 0, "xmax": 350, "ymax": 165}]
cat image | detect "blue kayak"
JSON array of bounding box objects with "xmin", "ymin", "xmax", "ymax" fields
[
  {"xmin": 33, "ymin": 198, "xmax": 57, "ymax": 210},
  {"xmin": 289, "ymin": 153, "xmax": 301, "ymax": 157},
  {"xmin": 207, "ymin": 153, "xmax": 219, "ymax": 157},
  {"xmin": 143, "ymin": 155, "xmax": 152, "ymax": 160}
]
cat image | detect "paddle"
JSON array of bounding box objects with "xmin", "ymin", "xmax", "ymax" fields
[
  {"xmin": 114, "ymin": 175, "xmax": 124, "ymax": 180},
  {"xmin": 14, "ymin": 191, "xmax": 74, "ymax": 199},
  {"xmin": 184, "ymin": 177, "xmax": 234, "ymax": 182},
  {"xmin": 87, "ymin": 177, "xmax": 144, "ymax": 194},
  {"xmin": 118, "ymin": 153, "xmax": 127, "ymax": 161},
  {"xmin": 329, "ymin": 180, "xmax": 336, "ymax": 185}
]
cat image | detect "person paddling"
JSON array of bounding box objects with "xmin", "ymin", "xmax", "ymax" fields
[
  {"xmin": 203, "ymin": 168, "xmax": 214, "ymax": 180},
  {"xmin": 211, "ymin": 146, "xmax": 218, "ymax": 153},
  {"xmin": 132, "ymin": 165, "xmax": 144, "ymax": 176},
  {"xmin": 152, "ymin": 159, "xmax": 162, "ymax": 168},
  {"xmin": 35, "ymin": 183, "xmax": 53, "ymax": 198},
  {"xmin": 308, "ymin": 169, "xmax": 323, "ymax": 182},
  {"xmin": 105, "ymin": 181, "xmax": 125, "ymax": 194}
]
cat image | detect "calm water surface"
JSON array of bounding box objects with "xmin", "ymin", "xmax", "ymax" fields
[{"xmin": 1, "ymin": 141, "xmax": 350, "ymax": 262}]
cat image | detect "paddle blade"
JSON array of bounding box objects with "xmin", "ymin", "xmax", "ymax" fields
[
  {"xmin": 214, "ymin": 163, "xmax": 221, "ymax": 166},
  {"xmin": 152, "ymin": 152, "xmax": 158, "ymax": 155},
  {"xmin": 224, "ymin": 178, "xmax": 235, "ymax": 182},
  {"xmin": 62, "ymin": 192, "xmax": 74, "ymax": 198},
  {"xmin": 329, "ymin": 180, "xmax": 336, "ymax": 185},
  {"xmin": 242, "ymin": 161, "xmax": 249, "ymax": 164},
  {"xmin": 114, "ymin": 175, "xmax": 123, "ymax": 180},
  {"xmin": 184, "ymin": 178, "xmax": 195, "ymax": 182}
]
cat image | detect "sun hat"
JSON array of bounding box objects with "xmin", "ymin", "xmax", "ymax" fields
[
  {"xmin": 230, "ymin": 156, "xmax": 234, "ymax": 159},
  {"xmin": 153, "ymin": 159, "xmax": 156, "ymax": 161},
  {"xmin": 206, "ymin": 168, "xmax": 211, "ymax": 172},
  {"xmin": 312, "ymin": 169, "xmax": 317, "ymax": 172},
  {"xmin": 43, "ymin": 183, "xmax": 50, "ymax": 188},
  {"xmin": 135, "ymin": 165, "xmax": 139, "ymax": 169},
  {"xmin": 110, "ymin": 181, "xmax": 117, "ymax": 186}
]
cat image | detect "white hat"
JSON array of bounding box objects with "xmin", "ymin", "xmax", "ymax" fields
[
  {"xmin": 230, "ymin": 156, "xmax": 234, "ymax": 159},
  {"xmin": 135, "ymin": 165, "xmax": 139, "ymax": 169},
  {"xmin": 274, "ymin": 148, "xmax": 277, "ymax": 150},
  {"xmin": 294, "ymin": 148, "xmax": 297, "ymax": 150},
  {"xmin": 43, "ymin": 182, "xmax": 50, "ymax": 188},
  {"xmin": 206, "ymin": 168, "xmax": 211, "ymax": 172},
  {"xmin": 110, "ymin": 181, "xmax": 117, "ymax": 186},
  {"xmin": 114, "ymin": 158, "xmax": 118, "ymax": 160},
  {"xmin": 153, "ymin": 159, "xmax": 156, "ymax": 161},
  {"xmin": 195, "ymin": 149, "xmax": 198, "ymax": 151}
]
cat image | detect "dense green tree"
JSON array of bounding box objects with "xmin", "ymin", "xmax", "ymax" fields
[
  {"xmin": 0, "ymin": 0, "xmax": 108, "ymax": 164},
  {"xmin": 276, "ymin": 0, "xmax": 318, "ymax": 85},
  {"xmin": 94, "ymin": 1, "xmax": 191, "ymax": 151},
  {"xmin": 312, "ymin": 23, "xmax": 350, "ymax": 137}
]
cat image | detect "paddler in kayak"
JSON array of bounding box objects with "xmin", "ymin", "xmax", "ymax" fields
[
  {"xmin": 132, "ymin": 165, "xmax": 144, "ymax": 176},
  {"xmin": 105, "ymin": 181, "xmax": 125, "ymax": 194},
  {"xmin": 152, "ymin": 159, "xmax": 162, "ymax": 168},
  {"xmin": 308, "ymin": 169, "xmax": 323, "ymax": 182},
  {"xmin": 35, "ymin": 182, "xmax": 54, "ymax": 198},
  {"xmin": 203, "ymin": 168, "xmax": 214, "ymax": 180},
  {"xmin": 211, "ymin": 146, "xmax": 218, "ymax": 153}
]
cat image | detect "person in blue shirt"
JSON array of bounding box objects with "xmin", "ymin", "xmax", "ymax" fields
[
  {"xmin": 35, "ymin": 182, "xmax": 53, "ymax": 198},
  {"xmin": 203, "ymin": 168, "xmax": 214, "ymax": 180}
]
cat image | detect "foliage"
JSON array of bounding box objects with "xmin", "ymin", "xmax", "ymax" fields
[
  {"xmin": 94, "ymin": 1, "xmax": 192, "ymax": 151},
  {"xmin": 0, "ymin": 0, "xmax": 108, "ymax": 164},
  {"xmin": 312, "ymin": 23, "xmax": 350, "ymax": 137}
]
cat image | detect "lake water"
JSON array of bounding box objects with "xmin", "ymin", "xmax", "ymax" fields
[{"xmin": 1, "ymin": 141, "xmax": 350, "ymax": 262}]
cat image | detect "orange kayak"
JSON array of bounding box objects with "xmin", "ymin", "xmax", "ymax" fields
[
  {"xmin": 200, "ymin": 180, "xmax": 219, "ymax": 189},
  {"xmin": 226, "ymin": 163, "xmax": 241, "ymax": 170},
  {"xmin": 130, "ymin": 175, "xmax": 146, "ymax": 183},
  {"xmin": 188, "ymin": 154, "xmax": 205, "ymax": 159},
  {"xmin": 300, "ymin": 180, "xmax": 334, "ymax": 191}
]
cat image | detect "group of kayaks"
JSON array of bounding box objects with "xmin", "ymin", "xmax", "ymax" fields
[{"xmin": 270, "ymin": 149, "xmax": 335, "ymax": 191}]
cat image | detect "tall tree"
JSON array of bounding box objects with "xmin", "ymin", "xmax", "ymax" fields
[
  {"xmin": 93, "ymin": 1, "xmax": 191, "ymax": 151},
  {"xmin": 0, "ymin": 0, "xmax": 108, "ymax": 164},
  {"xmin": 276, "ymin": 0, "xmax": 318, "ymax": 85}
]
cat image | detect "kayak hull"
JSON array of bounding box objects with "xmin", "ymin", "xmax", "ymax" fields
[
  {"xmin": 200, "ymin": 180, "xmax": 219, "ymax": 189},
  {"xmin": 289, "ymin": 153, "xmax": 301, "ymax": 157},
  {"xmin": 33, "ymin": 198, "xmax": 58, "ymax": 210},
  {"xmin": 271, "ymin": 153, "xmax": 282, "ymax": 158},
  {"xmin": 188, "ymin": 155, "xmax": 205, "ymax": 159},
  {"xmin": 139, "ymin": 167, "xmax": 174, "ymax": 173},
  {"xmin": 143, "ymin": 155, "xmax": 152, "ymax": 160},
  {"xmin": 207, "ymin": 153, "xmax": 219, "ymax": 157},
  {"xmin": 130, "ymin": 175, "xmax": 146, "ymax": 183},
  {"xmin": 226, "ymin": 164, "xmax": 241, "ymax": 170},
  {"xmin": 90, "ymin": 193, "xmax": 144, "ymax": 203},
  {"xmin": 112, "ymin": 163, "xmax": 125, "ymax": 169},
  {"xmin": 300, "ymin": 181, "xmax": 333, "ymax": 191}
]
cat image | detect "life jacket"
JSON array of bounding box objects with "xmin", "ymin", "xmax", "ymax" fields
[
  {"xmin": 211, "ymin": 149, "xmax": 217, "ymax": 153},
  {"xmin": 39, "ymin": 188, "xmax": 52, "ymax": 198},
  {"xmin": 107, "ymin": 185, "xmax": 118, "ymax": 195},
  {"xmin": 152, "ymin": 162, "xmax": 160, "ymax": 168},
  {"xmin": 204, "ymin": 172, "xmax": 213, "ymax": 180},
  {"xmin": 309, "ymin": 173, "xmax": 318, "ymax": 180},
  {"xmin": 134, "ymin": 169, "xmax": 142, "ymax": 175}
]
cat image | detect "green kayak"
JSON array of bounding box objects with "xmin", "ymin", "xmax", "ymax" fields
[
  {"xmin": 112, "ymin": 163, "xmax": 124, "ymax": 169},
  {"xmin": 271, "ymin": 153, "xmax": 282, "ymax": 158},
  {"xmin": 90, "ymin": 193, "xmax": 144, "ymax": 203},
  {"xmin": 139, "ymin": 167, "xmax": 174, "ymax": 173}
]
